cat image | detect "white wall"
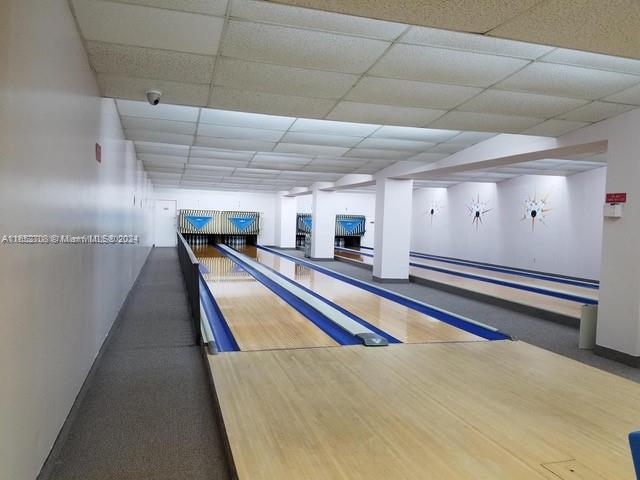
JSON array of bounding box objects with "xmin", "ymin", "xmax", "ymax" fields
[
  {"xmin": 297, "ymin": 191, "xmax": 376, "ymax": 246},
  {"xmin": 153, "ymin": 188, "xmax": 278, "ymax": 244},
  {"xmin": 0, "ymin": 1, "xmax": 153, "ymax": 478},
  {"xmin": 411, "ymin": 168, "xmax": 606, "ymax": 279}
]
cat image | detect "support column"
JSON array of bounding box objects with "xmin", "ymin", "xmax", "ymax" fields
[
  {"xmin": 373, "ymin": 178, "xmax": 413, "ymax": 282},
  {"xmin": 310, "ymin": 183, "xmax": 336, "ymax": 260},
  {"xmin": 595, "ymin": 110, "xmax": 640, "ymax": 366},
  {"xmin": 274, "ymin": 194, "xmax": 296, "ymax": 248}
]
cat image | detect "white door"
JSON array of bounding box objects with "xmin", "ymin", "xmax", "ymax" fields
[{"xmin": 154, "ymin": 199, "xmax": 177, "ymax": 247}]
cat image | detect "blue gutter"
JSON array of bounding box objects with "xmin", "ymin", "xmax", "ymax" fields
[
  {"xmin": 258, "ymin": 245, "xmax": 509, "ymax": 341},
  {"xmin": 216, "ymin": 246, "xmax": 359, "ymax": 346},
  {"xmin": 199, "ymin": 273, "xmax": 239, "ymax": 352},
  {"xmin": 247, "ymin": 250, "xmax": 400, "ymax": 344},
  {"xmin": 335, "ymin": 247, "xmax": 597, "ymax": 306},
  {"xmin": 630, "ymin": 431, "xmax": 640, "ymax": 480}
]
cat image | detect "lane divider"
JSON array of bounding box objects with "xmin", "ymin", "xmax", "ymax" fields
[
  {"xmin": 335, "ymin": 246, "xmax": 597, "ymax": 305},
  {"xmin": 218, "ymin": 245, "xmax": 388, "ymax": 347},
  {"xmin": 199, "ymin": 273, "xmax": 240, "ymax": 352},
  {"xmin": 259, "ymin": 245, "xmax": 509, "ymax": 341}
]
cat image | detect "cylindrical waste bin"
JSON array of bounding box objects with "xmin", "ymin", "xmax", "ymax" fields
[
  {"xmin": 304, "ymin": 233, "xmax": 312, "ymax": 258},
  {"xmin": 579, "ymin": 304, "xmax": 598, "ymax": 349}
]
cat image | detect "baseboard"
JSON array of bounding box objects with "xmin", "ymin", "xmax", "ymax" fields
[
  {"xmin": 594, "ymin": 344, "xmax": 640, "ymax": 367},
  {"xmin": 38, "ymin": 247, "xmax": 153, "ymax": 479}
]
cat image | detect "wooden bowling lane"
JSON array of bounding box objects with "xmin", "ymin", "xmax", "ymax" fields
[
  {"xmin": 334, "ymin": 249, "xmax": 585, "ymax": 319},
  {"xmin": 245, "ymin": 246, "xmax": 483, "ymax": 343},
  {"xmin": 196, "ymin": 246, "xmax": 337, "ymax": 351},
  {"xmin": 210, "ymin": 340, "xmax": 640, "ymax": 479}
]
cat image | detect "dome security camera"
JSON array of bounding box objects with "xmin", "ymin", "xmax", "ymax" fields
[{"xmin": 146, "ymin": 90, "xmax": 162, "ymax": 106}]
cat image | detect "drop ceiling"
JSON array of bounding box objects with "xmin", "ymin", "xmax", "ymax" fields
[{"xmin": 68, "ymin": 0, "xmax": 637, "ymax": 191}]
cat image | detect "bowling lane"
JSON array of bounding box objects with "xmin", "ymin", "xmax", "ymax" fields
[
  {"xmin": 334, "ymin": 249, "xmax": 584, "ymax": 319},
  {"xmin": 241, "ymin": 246, "xmax": 484, "ymax": 343},
  {"xmin": 196, "ymin": 245, "xmax": 337, "ymax": 351}
]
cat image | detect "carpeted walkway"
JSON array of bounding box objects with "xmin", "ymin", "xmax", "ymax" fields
[
  {"xmin": 39, "ymin": 248, "xmax": 231, "ymax": 480},
  {"xmin": 283, "ymin": 249, "xmax": 640, "ymax": 383}
]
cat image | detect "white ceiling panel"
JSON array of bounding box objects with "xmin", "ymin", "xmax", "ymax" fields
[
  {"xmin": 521, "ymin": 119, "xmax": 593, "ymax": 136},
  {"xmin": 273, "ymin": 143, "xmax": 350, "ymax": 156},
  {"xmin": 222, "ymin": 20, "xmax": 390, "ymax": 74},
  {"xmin": 346, "ymin": 77, "xmax": 482, "ymax": 109},
  {"xmin": 357, "ymin": 138, "xmax": 435, "ymax": 151},
  {"xmin": 370, "ymin": 44, "xmax": 530, "ymax": 87},
  {"xmin": 189, "ymin": 157, "xmax": 250, "ymax": 168},
  {"xmin": 280, "ymin": 132, "xmax": 362, "ymax": 147},
  {"xmin": 328, "ymin": 101, "xmax": 446, "ymax": 127},
  {"xmin": 290, "ymin": 118, "xmax": 380, "ymax": 136},
  {"xmin": 86, "ymin": 41, "xmax": 214, "ymax": 84},
  {"xmin": 126, "ymin": 130, "xmax": 194, "ymax": 145},
  {"xmin": 71, "ymin": 0, "xmax": 224, "ymax": 54},
  {"xmin": 108, "ymin": 0, "xmax": 228, "ymax": 16},
  {"xmin": 102, "ymin": 74, "xmax": 210, "ymax": 105},
  {"xmin": 540, "ymin": 48, "xmax": 640, "ymax": 75},
  {"xmin": 121, "ymin": 116, "xmax": 196, "ymax": 134},
  {"xmin": 428, "ymin": 143, "xmax": 468, "ymax": 154},
  {"xmin": 233, "ymin": 167, "xmax": 281, "ymax": 178},
  {"xmin": 135, "ymin": 141, "xmax": 190, "ymax": 156},
  {"xmin": 230, "ymin": 0, "xmax": 407, "ymax": 40},
  {"xmin": 372, "ymin": 126, "xmax": 459, "ymax": 142},
  {"xmin": 138, "ymin": 153, "xmax": 188, "ymax": 164},
  {"xmin": 143, "ymin": 160, "xmax": 186, "ymax": 169},
  {"xmin": 197, "ymin": 124, "xmax": 285, "ymax": 142},
  {"xmin": 558, "ymin": 101, "xmax": 636, "ymax": 122},
  {"xmin": 456, "ymin": 90, "xmax": 589, "ymax": 117},
  {"xmin": 496, "ymin": 62, "xmax": 640, "ymax": 99},
  {"xmin": 199, "ymin": 108, "xmax": 294, "ymax": 130},
  {"xmin": 194, "ymin": 136, "xmax": 275, "ymax": 151},
  {"xmin": 209, "ymin": 87, "xmax": 335, "ymax": 118},
  {"xmin": 401, "ymin": 26, "xmax": 553, "ymax": 59},
  {"xmin": 184, "ymin": 165, "xmax": 235, "ymax": 174},
  {"xmin": 603, "ymin": 83, "xmax": 640, "ymax": 105},
  {"xmin": 213, "ymin": 57, "xmax": 358, "ymax": 99},
  {"xmin": 116, "ymin": 99, "xmax": 199, "ymax": 122},
  {"xmin": 429, "ymin": 111, "xmax": 543, "ymax": 133},
  {"xmin": 447, "ymin": 131, "xmax": 497, "ymax": 144},
  {"xmin": 189, "ymin": 147, "xmax": 255, "ymax": 161},
  {"xmin": 345, "ymin": 149, "xmax": 413, "ymax": 160},
  {"xmin": 252, "ymin": 153, "xmax": 311, "ymax": 164},
  {"xmin": 408, "ymin": 152, "xmax": 450, "ymax": 162}
]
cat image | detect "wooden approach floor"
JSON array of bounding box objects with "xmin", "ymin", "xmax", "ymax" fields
[
  {"xmin": 209, "ymin": 340, "xmax": 640, "ymax": 480},
  {"xmin": 335, "ymin": 250, "xmax": 586, "ymax": 320}
]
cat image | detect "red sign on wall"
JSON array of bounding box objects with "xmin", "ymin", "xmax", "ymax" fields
[
  {"xmin": 95, "ymin": 143, "xmax": 102, "ymax": 163},
  {"xmin": 605, "ymin": 192, "xmax": 627, "ymax": 203}
]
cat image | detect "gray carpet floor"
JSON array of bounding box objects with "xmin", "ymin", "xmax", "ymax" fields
[
  {"xmin": 39, "ymin": 248, "xmax": 231, "ymax": 480},
  {"xmin": 283, "ymin": 249, "xmax": 640, "ymax": 383}
]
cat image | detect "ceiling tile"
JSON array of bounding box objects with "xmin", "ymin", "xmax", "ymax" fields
[
  {"xmin": 428, "ymin": 143, "xmax": 468, "ymax": 154},
  {"xmin": 289, "ymin": 118, "xmax": 380, "ymax": 136},
  {"xmin": 407, "ymin": 152, "xmax": 449, "ymax": 162},
  {"xmin": 189, "ymin": 157, "xmax": 250, "ymax": 168},
  {"xmin": 71, "ymin": 0, "xmax": 224, "ymax": 54},
  {"xmin": 199, "ymin": 108, "xmax": 294, "ymax": 130},
  {"xmin": 539, "ymin": 48, "xmax": 640, "ymax": 75},
  {"xmin": 328, "ymin": 101, "xmax": 446, "ymax": 127},
  {"xmin": 197, "ymin": 124, "xmax": 285, "ymax": 142},
  {"xmin": 230, "ymin": 0, "xmax": 407, "ymax": 40},
  {"xmin": 274, "ymin": 143, "xmax": 350, "ymax": 156},
  {"xmin": 428, "ymin": 111, "xmax": 542, "ymax": 133},
  {"xmin": 558, "ymin": 101, "xmax": 636, "ymax": 122},
  {"xmin": 521, "ymin": 119, "xmax": 592, "ymax": 136},
  {"xmin": 457, "ymin": 89, "xmax": 588, "ymax": 117},
  {"xmin": 346, "ymin": 76, "xmax": 481, "ymax": 109},
  {"xmin": 189, "ymin": 147, "xmax": 255, "ymax": 161},
  {"xmin": 109, "ymin": 0, "xmax": 228, "ymax": 16},
  {"xmin": 125, "ymin": 130, "xmax": 194, "ymax": 145},
  {"xmin": 184, "ymin": 164, "xmax": 235, "ymax": 174},
  {"xmin": 447, "ymin": 131, "xmax": 497, "ymax": 144},
  {"xmin": 222, "ymin": 20, "xmax": 390, "ymax": 74},
  {"xmin": 370, "ymin": 44, "xmax": 529, "ymax": 87},
  {"xmin": 138, "ymin": 153, "xmax": 188, "ymax": 164},
  {"xmin": 252, "ymin": 153, "xmax": 311, "ymax": 164},
  {"xmin": 345, "ymin": 149, "xmax": 412, "ymax": 160},
  {"xmin": 209, "ymin": 86, "xmax": 335, "ymax": 118},
  {"xmin": 280, "ymin": 132, "xmax": 362, "ymax": 147},
  {"xmin": 101, "ymin": 74, "xmax": 209, "ymax": 106},
  {"xmin": 135, "ymin": 141, "xmax": 190, "ymax": 156},
  {"xmin": 116, "ymin": 99, "xmax": 199, "ymax": 122},
  {"xmin": 195, "ymin": 136, "xmax": 275, "ymax": 151},
  {"xmin": 400, "ymin": 26, "xmax": 553, "ymax": 59},
  {"xmin": 496, "ymin": 62, "xmax": 640, "ymax": 99},
  {"xmin": 121, "ymin": 116, "xmax": 196, "ymax": 134},
  {"xmin": 85, "ymin": 41, "xmax": 214, "ymax": 84},
  {"xmin": 214, "ymin": 57, "xmax": 358, "ymax": 99},
  {"xmin": 234, "ymin": 167, "xmax": 280, "ymax": 178},
  {"xmin": 372, "ymin": 126, "xmax": 459, "ymax": 142},
  {"xmin": 603, "ymin": 83, "xmax": 640, "ymax": 106},
  {"xmin": 143, "ymin": 159, "xmax": 186, "ymax": 169},
  {"xmin": 357, "ymin": 138, "xmax": 435, "ymax": 151}
]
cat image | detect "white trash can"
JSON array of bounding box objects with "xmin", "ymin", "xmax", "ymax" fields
[{"xmin": 579, "ymin": 305, "xmax": 598, "ymax": 349}]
